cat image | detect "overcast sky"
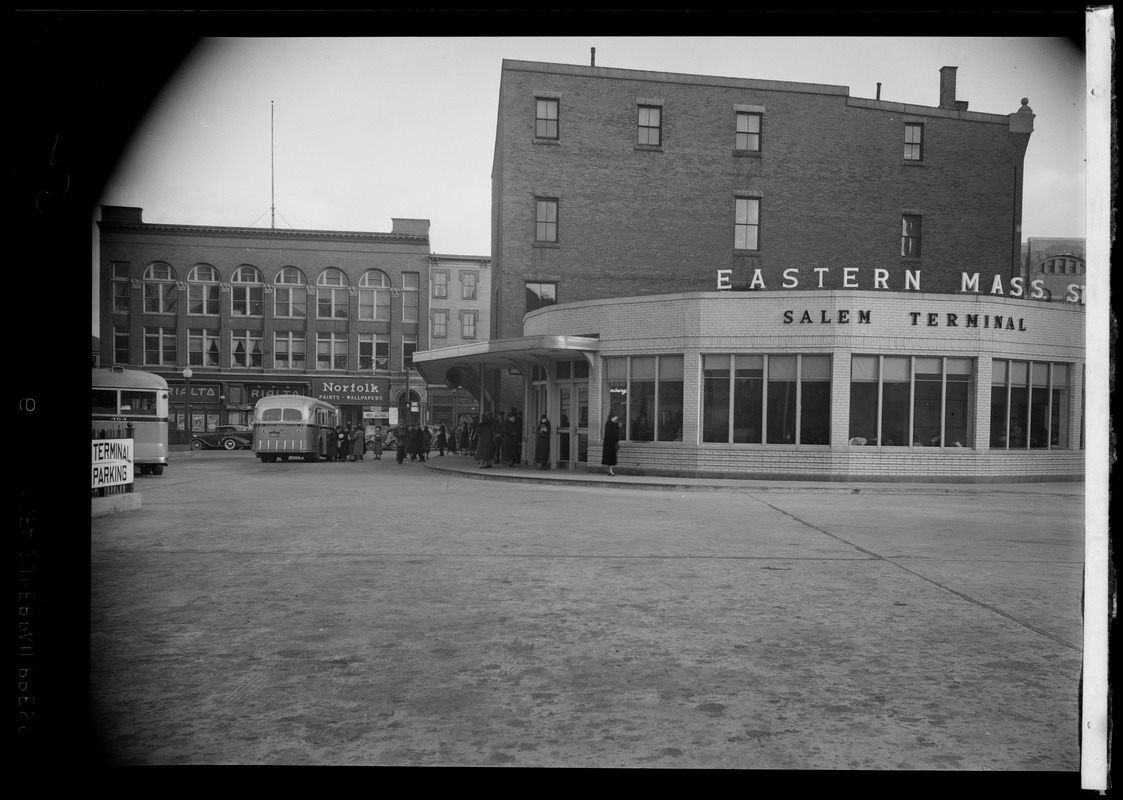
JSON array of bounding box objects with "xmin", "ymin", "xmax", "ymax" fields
[{"xmin": 95, "ymin": 35, "xmax": 1088, "ymax": 332}]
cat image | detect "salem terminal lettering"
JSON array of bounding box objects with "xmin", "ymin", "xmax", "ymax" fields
[
  {"xmin": 782, "ymin": 309, "xmax": 1028, "ymax": 331},
  {"xmin": 716, "ymin": 268, "xmax": 1085, "ymax": 303}
]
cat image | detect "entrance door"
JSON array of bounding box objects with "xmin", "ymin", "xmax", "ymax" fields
[{"xmin": 556, "ymin": 379, "xmax": 589, "ymax": 470}]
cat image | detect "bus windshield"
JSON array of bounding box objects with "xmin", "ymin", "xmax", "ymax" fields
[{"xmin": 259, "ymin": 407, "xmax": 307, "ymax": 422}]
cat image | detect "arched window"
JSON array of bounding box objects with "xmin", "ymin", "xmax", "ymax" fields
[
  {"xmin": 317, "ymin": 268, "xmax": 349, "ymax": 319},
  {"xmin": 231, "ymin": 265, "xmax": 263, "ymax": 317},
  {"xmin": 274, "ymin": 267, "xmax": 307, "ymax": 318},
  {"xmin": 187, "ymin": 264, "xmax": 219, "ymax": 315},
  {"xmin": 143, "ymin": 263, "xmax": 177, "ymax": 313},
  {"xmin": 358, "ymin": 270, "xmax": 391, "ymax": 321}
]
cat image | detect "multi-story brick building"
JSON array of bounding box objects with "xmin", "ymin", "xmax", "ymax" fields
[
  {"xmin": 96, "ymin": 205, "xmax": 462, "ymax": 438},
  {"xmin": 414, "ymin": 59, "xmax": 1085, "ymax": 482}
]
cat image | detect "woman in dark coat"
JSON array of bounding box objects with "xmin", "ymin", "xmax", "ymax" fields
[
  {"xmin": 408, "ymin": 425, "xmax": 424, "ymax": 462},
  {"xmin": 371, "ymin": 426, "xmax": 384, "ymax": 460},
  {"xmin": 325, "ymin": 425, "xmax": 338, "ymax": 461},
  {"xmin": 501, "ymin": 412, "xmax": 522, "ymax": 467},
  {"xmin": 339, "ymin": 424, "xmax": 353, "ymax": 462},
  {"xmin": 474, "ymin": 414, "xmax": 496, "ymax": 468},
  {"xmin": 436, "ymin": 424, "xmax": 448, "ymax": 456},
  {"xmin": 601, "ymin": 413, "xmax": 621, "ymax": 476},
  {"xmin": 534, "ymin": 415, "xmax": 551, "ymax": 470}
]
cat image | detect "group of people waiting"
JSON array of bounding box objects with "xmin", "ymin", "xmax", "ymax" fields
[{"xmin": 325, "ymin": 421, "xmax": 367, "ymax": 462}]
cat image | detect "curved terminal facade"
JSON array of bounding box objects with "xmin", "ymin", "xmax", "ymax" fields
[{"xmin": 413, "ymin": 59, "xmax": 1086, "ymax": 483}]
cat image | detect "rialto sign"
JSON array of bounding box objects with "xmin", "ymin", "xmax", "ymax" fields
[{"xmin": 716, "ymin": 268, "xmax": 1086, "ymax": 304}]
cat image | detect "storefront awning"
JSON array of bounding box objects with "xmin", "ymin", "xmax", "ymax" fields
[{"xmin": 412, "ymin": 335, "xmax": 599, "ymax": 398}]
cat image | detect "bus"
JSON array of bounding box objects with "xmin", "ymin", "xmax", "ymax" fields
[
  {"xmin": 92, "ymin": 367, "xmax": 170, "ymax": 475},
  {"xmin": 252, "ymin": 395, "xmax": 339, "ymax": 462}
]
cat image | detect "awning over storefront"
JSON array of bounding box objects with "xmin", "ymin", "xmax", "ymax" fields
[{"xmin": 412, "ymin": 335, "xmax": 599, "ymax": 400}]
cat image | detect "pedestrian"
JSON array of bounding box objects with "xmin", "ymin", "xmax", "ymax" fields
[
  {"xmin": 436, "ymin": 423, "xmax": 447, "ymax": 456},
  {"xmin": 602, "ymin": 412, "xmax": 621, "ymax": 477},
  {"xmin": 423, "ymin": 426, "xmax": 433, "ymax": 460},
  {"xmin": 325, "ymin": 423, "xmax": 338, "ymax": 462},
  {"xmin": 475, "ymin": 413, "xmax": 496, "ymax": 468},
  {"xmin": 409, "ymin": 424, "xmax": 425, "ymax": 462},
  {"xmin": 501, "ymin": 410, "xmax": 522, "ymax": 467},
  {"xmin": 534, "ymin": 414, "xmax": 551, "ymax": 469},
  {"xmin": 460, "ymin": 421, "xmax": 471, "ymax": 455},
  {"xmin": 395, "ymin": 423, "xmax": 408, "ymax": 465},
  {"xmin": 350, "ymin": 422, "xmax": 365, "ymax": 461},
  {"xmin": 340, "ymin": 422, "xmax": 353, "ymax": 462},
  {"xmin": 371, "ymin": 426, "xmax": 384, "ymax": 460}
]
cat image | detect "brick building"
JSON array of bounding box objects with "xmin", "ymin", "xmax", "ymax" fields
[
  {"xmin": 414, "ymin": 59, "xmax": 1085, "ymax": 482},
  {"xmin": 96, "ymin": 205, "xmax": 475, "ymax": 438}
]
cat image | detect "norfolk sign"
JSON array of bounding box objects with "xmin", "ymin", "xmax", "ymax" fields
[{"xmin": 314, "ymin": 378, "xmax": 390, "ymax": 404}]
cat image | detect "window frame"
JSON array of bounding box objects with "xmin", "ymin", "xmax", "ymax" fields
[
  {"xmin": 230, "ymin": 265, "xmax": 264, "ymax": 318},
  {"xmin": 273, "ymin": 267, "xmax": 308, "ymax": 319},
  {"xmin": 901, "ymin": 214, "xmax": 922, "ymax": 259},
  {"xmin": 735, "ymin": 111, "xmax": 762, "ymax": 153},
  {"xmin": 316, "ymin": 331, "xmax": 347, "ymax": 371},
  {"xmin": 637, "ymin": 104, "xmax": 663, "ymax": 147},
  {"xmin": 535, "ymin": 97, "xmax": 559, "ymax": 140},
  {"xmin": 142, "ymin": 263, "xmax": 177, "ymax": 314},
  {"xmin": 188, "ymin": 328, "xmax": 221, "ymax": 367},
  {"xmin": 904, "ymin": 122, "xmax": 924, "ymax": 162},
  {"xmin": 461, "ymin": 310, "xmax": 477, "ymax": 340},
  {"xmin": 358, "ymin": 270, "xmax": 391, "ymax": 321},
  {"xmin": 316, "ymin": 268, "xmax": 350, "ymax": 320},
  {"xmin": 525, "ymin": 281, "xmax": 558, "ymax": 314},
  {"xmin": 143, "ymin": 326, "xmax": 177, "ymax": 366},
  {"xmin": 734, "ymin": 197, "xmax": 762, "ymax": 252},
  {"xmin": 273, "ymin": 331, "xmax": 307, "ymax": 370},
  {"xmin": 431, "ymin": 308, "xmax": 449, "ymax": 339},
  {"xmin": 535, "ymin": 198, "xmax": 559, "ymax": 243},
  {"xmin": 230, "ymin": 329, "xmax": 264, "ymax": 369}
]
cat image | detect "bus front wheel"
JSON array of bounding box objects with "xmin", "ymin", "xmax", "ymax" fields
[{"xmin": 151, "ymin": 465, "xmax": 165, "ymax": 475}]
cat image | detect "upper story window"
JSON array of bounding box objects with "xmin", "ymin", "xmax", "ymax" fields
[
  {"xmin": 188, "ymin": 328, "xmax": 220, "ymax": 367},
  {"xmin": 187, "ymin": 265, "xmax": 220, "ymax": 316},
  {"xmin": 637, "ymin": 105, "xmax": 662, "ymax": 146},
  {"xmin": 231, "ymin": 266, "xmax": 264, "ymax": 317},
  {"xmin": 735, "ymin": 111, "xmax": 762, "ymax": 152},
  {"xmin": 112, "ymin": 262, "xmax": 130, "ymax": 312},
  {"xmin": 402, "ymin": 334, "xmax": 417, "ymax": 370},
  {"xmin": 274, "ymin": 267, "xmax": 308, "ymax": 319},
  {"xmin": 1040, "ymin": 256, "xmax": 1085, "ymax": 275},
  {"xmin": 143, "ymin": 326, "xmax": 176, "ymax": 366},
  {"xmin": 432, "ymin": 309, "xmax": 449, "ymax": 338},
  {"xmin": 317, "ymin": 268, "xmax": 349, "ymax": 319},
  {"xmin": 359, "ymin": 270, "xmax": 391, "ymax": 321},
  {"xmin": 734, "ymin": 197, "xmax": 761, "ymax": 251},
  {"xmin": 460, "ymin": 311, "xmax": 477, "ymax": 339},
  {"xmin": 901, "ymin": 215, "xmax": 922, "ymax": 258},
  {"xmin": 535, "ymin": 97, "xmax": 559, "ymax": 139},
  {"xmin": 904, "ymin": 123, "xmax": 924, "ymax": 161},
  {"xmin": 142, "ymin": 263, "xmax": 177, "ymax": 314},
  {"xmin": 402, "ymin": 272, "xmax": 419, "ymax": 322},
  {"xmin": 432, "ymin": 270, "xmax": 448, "ymax": 299},
  {"xmin": 526, "ymin": 282, "xmax": 557, "ymax": 314},
  {"xmin": 462, "ymin": 271, "xmax": 478, "ymax": 300},
  {"xmin": 535, "ymin": 198, "xmax": 558, "ymax": 243}
]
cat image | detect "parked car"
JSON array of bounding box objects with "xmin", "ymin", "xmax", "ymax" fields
[{"xmin": 190, "ymin": 424, "xmax": 254, "ymax": 451}]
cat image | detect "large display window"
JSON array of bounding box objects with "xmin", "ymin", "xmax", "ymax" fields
[
  {"xmin": 703, "ymin": 354, "xmax": 831, "ymax": 445},
  {"xmin": 990, "ymin": 360, "xmax": 1071, "ymax": 449},
  {"xmin": 602, "ymin": 355, "xmax": 684, "ymax": 442},
  {"xmin": 849, "ymin": 356, "xmax": 974, "ymax": 448}
]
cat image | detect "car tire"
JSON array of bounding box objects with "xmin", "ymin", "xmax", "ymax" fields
[
  {"xmin": 190, "ymin": 439, "xmax": 204, "ymax": 450},
  {"xmin": 151, "ymin": 465, "xmax": 165, "ymax": 475},
  {"xmin": 222, "ymin": 438, "xmax": 238, "ymax": 451}
]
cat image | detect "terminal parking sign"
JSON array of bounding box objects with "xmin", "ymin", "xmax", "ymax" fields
[{"xmin": 91, "ymin": 439, "xmax": 134, "ymax": 488}]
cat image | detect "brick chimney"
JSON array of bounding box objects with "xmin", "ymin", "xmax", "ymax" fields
[{"xmin": 939, "ymin": 66, "xmax": 958, "ymax": 109}]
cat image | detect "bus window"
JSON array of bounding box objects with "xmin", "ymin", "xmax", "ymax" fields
[
  {"xmin": 121, "ymin": 390, "xmax": 158, "ymax": 415},
  {"xmin": 282, "ymin": 408, "xmax": 303, "ymax": 422},
  {"xmin": 261, "ymin": 408, "xmax": 283, "ymax": 422},
  {"xmin": 93, "ymin": 389, "xmax": 117, "ymax": 415}
]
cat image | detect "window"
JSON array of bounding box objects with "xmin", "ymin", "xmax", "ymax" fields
[
  {"xmin": 703, "ymin": 354, "xmax": 831, "ymax": 445},
  {"xmin": 231, "ymin": 330, "xmax": 263, "ymax": 368},
  {"xmin": 358, "ymin": 333, "xmax": 387, "ymax": 371},
  {"xmin": 735, "ymin": 112, "xmax": 762, "ymax": 152},
  {"xmin": 432, "ymin": 271, "xmax": 448, "ymax": 299},
  {"xmin": 526, "ymin": 282, "xmax": 557, "ymax": 313},
  {"xmin": 317, "ymin": 268, "xmax": 349, "ymax": 319},
  {"xmin": 637, "ymin": 105, "xmax": 662, "ymax": 146},
  {"xmin": 143, "ymin": 326, "xmax": 176, "ymax": 366},
  {"xmin": 432, "ymin": 309, "xmax": 448, "ymax": 338},
  {"xmin": 112, "ymin": 262, "xmax": 130, "ymax": 312},
  {"xmin": 901, "ymin": 215, "xmax": 922, "ymax": 258},
  {"xmin": 461, "ymin": 310, "xmax": 477, "ymax": 339},
  {"xmin": 849, "ymin": 355, "xmax": 974, "ymax": 447},
  {"xmin": 274, "ymin": 332, "xmax": 306, "ymax": 370},
  {"xmin": 462, "ymin": 271, "xmax": 478, "ymax": 300},
  {"xmin": 1041, "ymin": 256, "xmax": 1085, "ymax": 275},
  {"xmin": 316, "ymin": 332, "xmax": 347, "ymax": 370},
  {"xmin": 904, "ymin": 123, "xmax": 924, "ymax": 161},
  {"xmin": 143, "ymin": 264, "xmax": 177, "ymax": 314},
  {"xmin": 274, "ymin": 267, "xmax": 307, "ymax": 318},
  {"xmin": 113, "ymin": 326, "xmax": 129, "ymax": 364},
  {"xmin": 735, "ymin": 197, "xmax": 761, "ymax": 251},
  {"xmin": 535, "ymin": 98, "xmax": 559, "ymax": 139},
  {"xmin": 230, "ymin": 266, "xmax": 263, "ymax": 317},
  {"xmin": 991, "ymin": 360, "xmax": 1071, "ymax": 450},
  {"xmin": 602, "ymin": 355, "xmax": 685, "ymax": 443},
  {"xmin": 188, "ymin": 329, "xmax": 220, "ymax": 367},
  {"xmin": 186, "ymin": 265, "xmax": 220, "ymax": 316},
  {"xmin": 535, "ymin": 198, "xmax": 558, "ymax": 243},
  {"xmin": 402, "ymin": 334, "xmax": 417, "ymax": 370},
  {"xmin": 359, "ymin": 270, "xmax": 390, "ymax": 321},
  {"xmin": 402, "ymin": 272, "xmax": 419, "ymax": 322}
]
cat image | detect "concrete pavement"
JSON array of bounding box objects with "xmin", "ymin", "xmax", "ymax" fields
[{"xmin": 87, "ymin": 450, "xmax": 1087, "ymax": 772}]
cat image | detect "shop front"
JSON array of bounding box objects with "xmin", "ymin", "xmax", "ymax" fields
[{"xmin": 413, "ymin": 290, "xmax": 1085, "ymax": 483}]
